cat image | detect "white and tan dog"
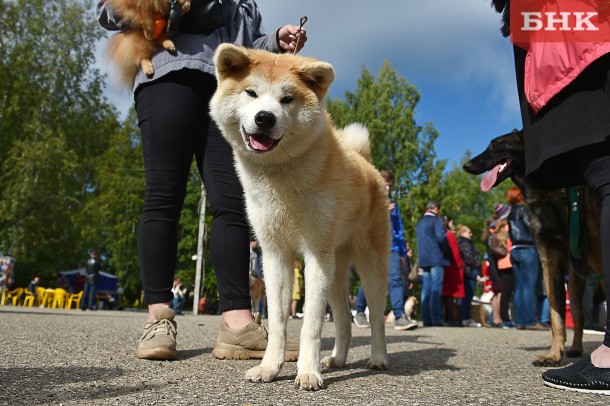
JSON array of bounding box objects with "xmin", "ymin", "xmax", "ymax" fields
[{"xmin": 210, "ymin": 44, "xmax": 391, "ymax": 390}]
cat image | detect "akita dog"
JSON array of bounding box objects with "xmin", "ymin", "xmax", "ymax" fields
[{"xmin": 210, "ymin": 44, "xmax": 391, "ymax": 390}]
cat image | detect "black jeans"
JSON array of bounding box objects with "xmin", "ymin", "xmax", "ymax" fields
[
  {"xmin": 576, "ymin": 142, "xmax": 610, "ymax": 347},
  {"xmin": 135, "ymin": 69, "xmax": 251, "ymax": 312},
  {"xmin": 499, "ymin": 267, "xmax": 515, "ymax": 323}
]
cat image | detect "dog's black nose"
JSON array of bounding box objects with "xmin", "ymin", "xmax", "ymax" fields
[{"xmin": 254, "ymin": 111, "xmax": 276, "ymax": 130}]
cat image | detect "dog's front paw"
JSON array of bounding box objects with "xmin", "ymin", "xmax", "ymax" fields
[
  {"xmin": 294, "ymin": 372, "xmax": 324, "ymax": 391},
  {"xmin": 532, "ymin": 355, "xmax": 562, "ymax": 367},
  {"xmin": 178, "ymin": 0, "xmax": 191, "ymax": 13},
  {"xmin": 245, "ymin": 365, "xmax": 280, "ymax": 383},
  {"xmin": 367, "ymin": 356, "xmax": 388, "ymax": 370},
  {"xmin": 161, "ymin": 39, "xmax": 177, "ymax": 53},
  {"xmin": 321, "ymin": 355, "xmax": 345, "ymax": 369}
]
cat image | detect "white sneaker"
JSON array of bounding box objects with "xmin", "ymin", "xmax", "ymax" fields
[{"xmin": 462, "ymin": 319, "xmax": 482, "ymax": 328}]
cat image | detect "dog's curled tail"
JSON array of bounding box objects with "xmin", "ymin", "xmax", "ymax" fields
[
  {"xmin": 341, "ymin": 123, "xmax": 371, "ymax": 161},
  {"xmin": 106, "ymin": 31, "xmax": 154, "ymax": 87}
]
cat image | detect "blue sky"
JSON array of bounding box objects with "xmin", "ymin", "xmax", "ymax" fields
[{"xmin": 97, "ymin": 0, "xmax": 522, "ymax": 169}]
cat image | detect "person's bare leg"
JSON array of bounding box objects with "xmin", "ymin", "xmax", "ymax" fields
[
  {"xmin": 147, "ymin": 302, "xmax": 171, "ymax": 322},
  {"xmin": 223, "ymin": 309, "xmax": 255, "ymax": 330},
  {"xmin": 492, "ymin": 293, "xmax": 502, "ymax": 324},
  {"xmin": 591, "ymin": 344, "xmax": 610, "ymax": 368}
]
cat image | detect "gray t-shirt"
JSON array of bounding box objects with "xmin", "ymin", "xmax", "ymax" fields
[{"xmin": 97, "ymin": 0, "xmax": 282, "ymax": 92}]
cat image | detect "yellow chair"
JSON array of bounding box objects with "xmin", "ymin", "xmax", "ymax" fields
[
  {"xmin": 51, "ymin": 288, "xmax": 68, "ymax": 309},
  {"xmin": 41, "ymin": 288, "xmax": 55, "ymax": 308},
  {"xmin": 7, "ymin": 287, "xmax": 24, "ymax": 306},
  {"xmin": 65, "ymin": 290, "xmax": 83, "ymax": 310},
  {"xmin": 35, "ymin": 287, "xmax": 46, "ymax": 307},
  {"xmin": 23, "ymin": 288, "xmax": 36, "ymax": 307}
]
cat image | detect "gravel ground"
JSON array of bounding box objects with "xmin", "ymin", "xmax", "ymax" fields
[{"xmin": 0, "ymin": 306, "xmax": 607, "ymax": 405}]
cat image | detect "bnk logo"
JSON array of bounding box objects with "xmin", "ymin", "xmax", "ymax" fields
[{"xmin": 511, "ymin": 0, "xmax": 610, "ymax": 46}]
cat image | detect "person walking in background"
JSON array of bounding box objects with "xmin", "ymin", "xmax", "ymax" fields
[
  {"xmin": 354, "ymin": 171, "xmax": 417, "ymax": 331},
  {"xmin": 457, "ymin": 224, "xmax": 483, "ymax": 328},
  {"xmin": 27, "ymin": 276, "xmax": 40, "ymax": 301},
  {"xmin": 490, "ymin": 212, "xmax": 516, "ymax": 329},
  {"xmin": 171, "ymin": 278, "xmax": 188, "ymax": 315},
  {"xmin": 506, "ymin": 187, "xmax": 547, "ymax": 331},
  {"xmin": 97, "ymin": 1, "xmax": 306, "ymax": 361},
  {"xmin": 81, "ymin": 249, "xmax": 101, "ymax": 311},
  {"xmin": 291, "ymin": 259, "xmax": 303, "ymax": 319},
  {"xmin": 249, "ymin": 238, "xmax": 265, "ymax": 316},
  {"xmin": 441, "ymin": 216, "xmax": 465, "ymax": 327},
  {"xmin": 416, "ymin": 200, "xmax": 450, "ymax": 327},
  {"xmin": 402, "ymin": 241, "xmax": 418, "ymax": 320},
  {"xmin": 483, "ymin": 216, "xmax": 503, "ymax": 328}
]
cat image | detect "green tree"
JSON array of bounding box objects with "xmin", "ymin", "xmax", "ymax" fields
[
  {"xmin": 0, "ymin": 0, "xmax": 118, "ymax": 284},
  {"xmin": 327, "ymin": 61, "xmax": 446, "ymax": 243},
  {"xmin": 84, "ymin": 109, "xmax": 142, "ymax": 302}
]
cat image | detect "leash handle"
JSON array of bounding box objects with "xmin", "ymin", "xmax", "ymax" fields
[
  {"xmin": 166, "ymin": 0, "xmax": 182, "ymax": 37},
  {"xmin": 291, "ymin": 16, "xmax": 308, "ymax": 54}
]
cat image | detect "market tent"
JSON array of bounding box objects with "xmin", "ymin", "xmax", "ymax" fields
[{"xmin": 59, "ymin": 268, "xmax": 118, "ymax": 293}]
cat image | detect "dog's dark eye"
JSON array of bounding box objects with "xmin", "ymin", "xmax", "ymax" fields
[
  {"xmin": 245, "ymin": 89, "xmax": 257, "ymax": 98},
  {"xmin": 280, "ymin": 95, "xmax": 293, "ymax": 104}
]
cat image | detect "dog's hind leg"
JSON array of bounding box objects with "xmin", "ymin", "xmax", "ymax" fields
[
  {"xmin": 245, "ymin": 249, "xmax": 294, "ymax": 384},
  {"xmin": 566, "ymin": 266, "xmax": 586, "ymax": 358},
  {"xmin": 357, "ymin": 251, "xmax": 388, "ymax": 370},
  {"xmin": 295, "ymin": 251, "xmax": 335, "ymax": 390},
  {"xmin": 321, "ymin": 248, "xmax": 352, "ymax": 369}
]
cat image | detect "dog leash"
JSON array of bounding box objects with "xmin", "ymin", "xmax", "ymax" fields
[
  {"xmin": 291, "ymin": 16, "xmax": 308, "ymax": 54},
  {"xmin": 568, "ymin": 186, "xmax": 603, "ymax": 282}
]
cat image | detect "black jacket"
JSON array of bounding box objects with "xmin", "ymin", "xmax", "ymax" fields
[
  {"xmin": 85, "ymin": 257, "xmax": 101, "ymax": 284},
  {"xmin": 458, "ymin": 236, "xmax": 481, "ymax": 280},
  {"xmin": 508, "ymin": 204, "xmax": 534, "ymax": 246}
]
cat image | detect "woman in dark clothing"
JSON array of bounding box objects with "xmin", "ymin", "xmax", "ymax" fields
[
  {"xmin": 457, "ymin": 225, "xmax": 482, "ymax": 327},
  {"xmin": 98, "ymin": 0, "xmax": 306, "ymax": 361},
  {"xmin": 483, "ymin": 216, "xmax": 503, "ymax": 327},
  {"xmin": 493, "ymin": 0, "xmax": 610, "ymax": 393}
]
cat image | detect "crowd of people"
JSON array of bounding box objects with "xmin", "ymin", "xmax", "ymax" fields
[{"xmin": 411, "ymin": 188, "xmax": 549, "ymax": 330}]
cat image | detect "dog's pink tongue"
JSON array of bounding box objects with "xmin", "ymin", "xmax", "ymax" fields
[
  {"xmin": 481, "ymin": 164, "xmax": 501, "ymax": 192},
  {"xmin": 249, "ymin": 134, "xmax": 274, "ymax": 151}
]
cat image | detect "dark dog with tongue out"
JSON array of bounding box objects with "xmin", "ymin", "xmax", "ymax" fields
[{"xmin": 464, "ymin": 129, "xmax": 603, "ymax": 366}]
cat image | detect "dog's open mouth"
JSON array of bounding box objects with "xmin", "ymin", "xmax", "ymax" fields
[
  {"xmin": 243, "ymin": 128, "xmax": 280, "ymax": 153},
  {"xmin": 481, "ymin": 159, "xmax": 511, "ymax": 192}
]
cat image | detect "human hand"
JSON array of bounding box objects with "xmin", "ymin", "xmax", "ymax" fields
[{"xmin": 278, "ymin": 24, "xmax": 307, "ymax": 53}]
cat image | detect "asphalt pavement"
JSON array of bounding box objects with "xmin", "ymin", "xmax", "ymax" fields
[{"xmin": 0, "ymin": 306, "xmax": 608, "ymax": 405}]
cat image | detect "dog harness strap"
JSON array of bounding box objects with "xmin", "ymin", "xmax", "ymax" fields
[
  {"xmin": 568, "ymin": 186, "xmax": 583, "ymax": 260},
  {"xmin": 568, "ymin": 187, "xmax": 603, "ymax": 282},
  {"xmin": 153, "ymin": 14, "xmax": 167, "ymax": 40}
]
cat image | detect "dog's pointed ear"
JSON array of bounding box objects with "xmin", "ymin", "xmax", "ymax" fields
[
  {"xmin": 297, "ymin": 61, "xmax": 335, "ymax": 98},
  {"xmin": 214, "ymin": 44, "xmax": 251, "ymax": 81}
]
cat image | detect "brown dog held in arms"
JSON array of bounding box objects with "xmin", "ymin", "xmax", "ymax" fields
[
  {"xmin": 104, "ymin": 0, "xmax": 191, "ymax": 86},
  {"xmin": 463, "ymin": 129, "xmax": 603, "ymax": 366}
]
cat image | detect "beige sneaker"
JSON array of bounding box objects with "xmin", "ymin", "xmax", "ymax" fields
[
  {"xmin": 136, "ymin": 307, "xmax": 177, "ymax": 360},
  {"xmin": 212, "ymin": 315, "xmax": 299, "ymax": 361}
]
